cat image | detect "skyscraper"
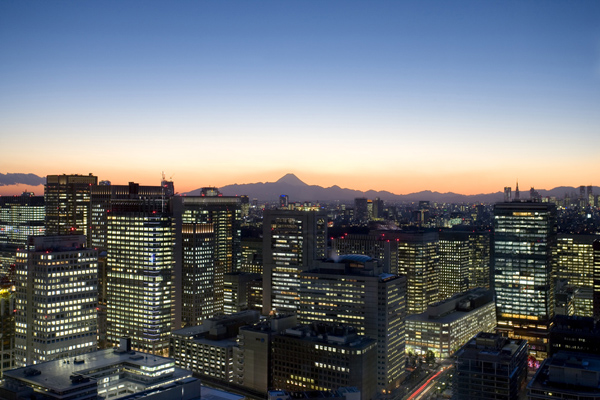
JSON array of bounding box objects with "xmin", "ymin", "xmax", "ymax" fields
[
  {"xmin": 262, "ymin": 209, "xmax": 327, "ymax": 315},
  {"xmin": 353, "ymin": 197, "xmax": 368, "ymax": 223},
  {"xmin": 554, "ymin": 234, "xmax": 597, "ymax": 317},
  {"xmin": 493, "ymin": 201, "xmax": 557, "ymax": 360},
  {"xmin": 91, "ymin": 181, "xmax": 172, "ymax": 346},
  {"xmin": 0, "ymin": 193, "xmax": 45, "ymax": 272},
  {"xmin": 394, "ymin": 231, "xmax": 439, "ymax": 314},
  {"xmin": 332, "ymin": 232, "xmax": 398, "ymax": 274},
  {"xmin": 45, "ymin": 174, "xmax": 98, "ymax": 236},
  {"xmin": 438, "ymin": 230, "xmax": 492, "ymax": 299},
  {"xmin": 504, "ymin": 187, "xmax": 512, "ymax": 203},
  {"xmin": 0, "ymin": 193, "xmax": 45, "ymax": 249},
  {"xmin": 438, "ymin": 232, "xmax": 470, "ymax": 300},
  {"xmin": 593, "ymin": 240, "xmax": 600, "ymax": 321},
  {"xmin": 172, "ymin": 194, "xmax": 242, "ymax": 323},
  {"xmin": 298, "ymin": 256, "xmax": 407, "ymax": 393},
  {"xmin": 0, "ymin": 279, "xmax": 15, "ymax": 378},
  {"xmin": 271, "ymin": 324, "xmax": 377, "ymax": 400},
  {"xmin": 14, "ymin": 235, "xmax": 97, "ymax": 366},
  {"xmin": 89, "ymin": 181, "xmax": 168, "ymax": 250},
  {"xmin": 106, "ymin": 212, "xmax": 175, "ymax": 355}
]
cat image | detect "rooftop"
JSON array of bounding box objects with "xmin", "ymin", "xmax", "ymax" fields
[{"xmin": 3, "ymin": 348, "xmax": 190, "ymax": 394}]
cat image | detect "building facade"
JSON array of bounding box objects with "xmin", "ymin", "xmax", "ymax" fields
[
  {"xmin": 406, "ymin": 288, "xmax": 497, "ymax": 358},
  {"xmin": 14, "ymin": 235, "xmax": 97, "ymax": 366},
  {"xmin": 173, "ymin": 195, "xmax": 242, "ymax": 322},
  {"xmin": 493, "ymin": 202, "xmax": 557, "ymax": 360},
  {"xmin": 454, "ymin": 332, "xmax": 528, "ymax": 400},
  {"xmin": 233, "ymin": 314, "xmax": 298, "ymax": 394},
  {"xmin": 528, "ymin": 352, "xmax": 600, "ymax": 400},
  {"xmin": 170, "ymin": 310, "xmax": 259, "ymax": 382},
  {"xmin": 0, "ymin": 194, "xmax": 45, "ymax": 273},
  {"xmin": 89, "ymin": 181, "xmax": 168, "ymax": 250},
  {"xmin": 1, "ymin": 342, "xmax": 200, "ymax": 400},
  {"xmin": 262, "ymin": 209, "xmax": 327, "ymax": 314},
  {"xmin": 0, "ymin": 281, "xmax": 15, "ymax": 378},
  {"xmin": 298, "ymin": 256, "xmax": 407, "ymax": 393},
  {"xmin": 106, "ymin": 212, "xmax": 175, "ymax": 355},
  {"xmin": 271, "ymin": 324, "xmax": 377, "ymax": 400},
  {"xmin": 394, "ymin": 232, "xmax": 439, "ymax": 314},
  {"xmin": 45, "ymin": 174, "xmax": 97, "ymax": 237}
]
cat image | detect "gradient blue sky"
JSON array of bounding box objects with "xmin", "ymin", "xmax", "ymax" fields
[{"xmin": 1, "ymin": 1, "xmax": 599, "ymax": 196}]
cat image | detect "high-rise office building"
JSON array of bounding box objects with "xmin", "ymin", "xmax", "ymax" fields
[
  {"xmin": 233, "ymin": 314, "xmax": 298, "ymax": 394},
  {"xmin": 279, "ymin": 195, "xmax": 289, "ymax": 209},
  {"xmin": 395, "ymin": 231, "xmax": 439, "ymax": 314},
  {"xmin": 555, "ymin": 234, "xmax": 597, "ymax": 288},
  {"xmin": 106, "ymin": 212, "xmax": 174, "ymax": 355},
  {"xmin": 298, "ymin": 256, "xmax": 407, "ymax": 393},
  {"xmin": 438, "ymin": 232, "xmax": 470, "ymax": 300},
  {"xmin": 173, "ymin": 195, "xmax": 242, "ymax": 323},
  {"xmin": 90, "ymin": 182, "xmax": 170, "ymax": 348},
  {"xmin": 332, "ymin": 233, "xmax": 397, "ymax": 274},
  {"xmin": 372, "ymin": 197, "xmax": 384, "ymax": 221},
  {"xmin": 0, "ymin": 193, "xmax": 45, "ymax": 272},
  {"xmin": 469, "ymin": 231, "xmax": 492, "ymax": 289},
  {"xmin": 354, "ymin": 198, "xmax": 368, "ymax": 223},
  {"xmin": 0, "ymin": 279, "xmax": 15, "ymax": 378},
  {"xmin": 262, "ymin": 209, "xmax": 327, "ymax": 315},
  {"xmin": 271, "ymin": 324, "xmax": 377, "ymax": 400},
  {"xmin": 45, "ymin": 174, "xmax": 97, "ymax": 236},
  {"xmin": 555, "ymin": 234, "xmax": 597, "ymax": 317},
  {"xmin": 14, "ymin": 235, "xmax": 97, "ymax": 366},
  {"xmin": 504, "ymin": 187, "xmax": 512, "ymax": 203},
  {"xmin": 593, "ymin": 240, "xmax": 600, "ymax": 321},
  {"xmin": 0, "ymin": 193, "xmax": 45, "ymax": 249},
  {"xmin": 89, "ymin": 181, "xmax": 168, "ymax": 250},
  {"xmin": 493, "ymin": 202, "xmax": 557, "ymax": 360},
  {"xmin": 241, "ymin": 237, "xmax": 263, "ymax": 274},
  {"xmin": 335, "ymin": 231, "xmax": 438, "ymax": 308},
  {"xmin": 224, "ymin": 272, "xmax": 261, "ymax": 314},
  {"xmin": 438, "ymin": 231, "xmax": 492, "ymax": 299}
]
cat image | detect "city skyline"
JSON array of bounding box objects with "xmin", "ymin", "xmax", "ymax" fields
[{"xmin": 1, "ymin": 1, "xmax": 599, "ymax": 196}]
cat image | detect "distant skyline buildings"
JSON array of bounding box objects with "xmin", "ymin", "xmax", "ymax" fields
[{"xmin": 3, "ymin": 172, "xmax": 599, "ymax": 209}]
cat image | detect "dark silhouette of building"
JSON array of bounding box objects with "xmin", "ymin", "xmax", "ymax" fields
[
  {"xmin": 527, "ymin": 351, "xmax": 600, "ymax": 400},
  {"xmin": 550, "ymin": 315, "xmax": 600, "ymax": 356},
  {"xmin": 454, "ymin": 332, "xmax": 528, "ymax": 400}
]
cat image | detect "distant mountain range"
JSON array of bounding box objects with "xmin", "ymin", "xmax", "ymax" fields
[{"xmin": 186, "ymin": 173, "xmax": 599, "ymax": 204}]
